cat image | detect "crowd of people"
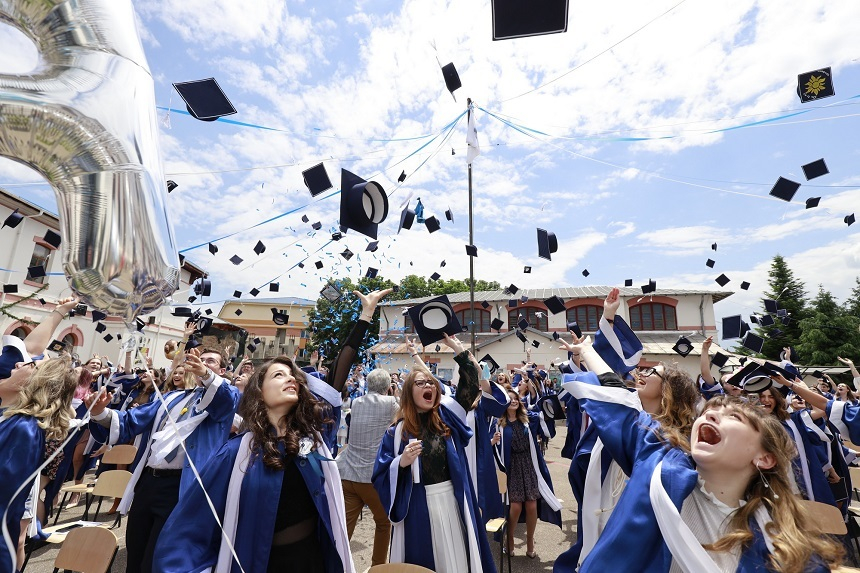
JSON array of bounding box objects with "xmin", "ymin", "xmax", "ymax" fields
[{"xmin": 1, "ymin": 286, "xmax": 859, "ymax": 572}]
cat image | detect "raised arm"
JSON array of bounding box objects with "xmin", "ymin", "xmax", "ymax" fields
[
  {"xmin": 838, "ymin": 356, "xmax": 860, "ymax": 381},
  {"xmin": 560, "ymin": 333, "xmax": 612, "ymax": 375},
  {"xmin": 700, "ymin": 336, "xmax": 716, "ymax": 385},
  {"xmin": 442, "ymin": 334, "xmax": 480, "ymax": 412},
  {"xmin": 328, "ymin": 288, "xmax": 393, "ymax": 393},
  {"xmin": 23, "ymin": 297, "xmax": 78, "ymax": 355},
  {"xmin": 773, "ymin": 374, "xmax": 827, "ymax": 411}
]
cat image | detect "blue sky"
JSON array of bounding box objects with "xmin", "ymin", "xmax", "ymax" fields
[{"xmin": 1, "ymin": 0, "xmax": 859, "ymax": 330}]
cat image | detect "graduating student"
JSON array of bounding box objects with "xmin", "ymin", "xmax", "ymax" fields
[
  {"xmin": 0, "ymin": 356, "xmax": 77, "ymax": 573},
  {"xmin": 491, "ymin": 385, "xmax": 562, "ymax": 559},
  {"xmin": 373, "ymin": 334, "xmax": 497, "ymax": 573},
  {"xmin": 562, "ymin": 376, "xmax": 843, "ymax": 572},
  {"xmin": 152, "ymin": 287, "xmax": 391, "ymax": 573},
  {"xmin": 698, "ymin": 336, "xmax": 744, "ymax": 400}
]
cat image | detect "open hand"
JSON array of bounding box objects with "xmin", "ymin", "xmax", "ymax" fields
[
  {"xmin": 399, "ymin": 441, "xmax": 422, "ymax": 467},
  {"xmin": 85, "ymin": 389, "xmax": 112, "ymax": 417}
]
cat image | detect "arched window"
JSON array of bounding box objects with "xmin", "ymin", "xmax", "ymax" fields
[
  {"xmin": 565, "ymin": 305, "xmax": 603, "ymax": 332},
  {"xmin": 508, "ymin": 307, "xmax": 548, "ymax": 331},
  {"xmin": 455, "ymin": 309, "xmax": 492, "ymax": 333},
  {"xmin": 629, "ymin": 303, "xmax": 677, "ymax": 331},
  {"xmin": 401, "ymin": 312, "xmax": 415, "ymax": 333},
  {"xmin": 9, "ymin": 326, "xmax": 29, "ymax": 339}
]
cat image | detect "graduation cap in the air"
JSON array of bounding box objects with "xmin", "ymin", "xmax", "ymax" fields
[
  {"xmin": 193, "ymin": 278, "xmax": 211, "ymax": 297},
  {"xmin": 315, "ymin": 261, "xmax": 324, "ymax": 269},
  {"xmin": 43, "ymin": 230, "xmax": 60, "ymax": 249},
  {"xmin": 407, "ymin": 295, "xmax": 462, "ymax": 346},
  {"xmin": 103, "ymin": 334, "xmax": 114, "ymax": 343},
  {"xmin": 715, "ymin": 274, "xmax": 730, "ymax": 287},
  {"xmin": 641, "ymin": 279, "xmax": 657, "ymax": 294},
  {"xmin": 582, "ymin": 269, "xmax": 590, "ymax": 278},
  {"xmin": 332, "ymin": 231, "xmax": 343, "ymax": 241},
  {"xmin": 706, "ymin": 259, "xmax": 715, "ymax": 268},
  {"xmin": 480, "ymin": 354, "xmax": 500, "ymax": 374},
  {"xmin": 465, "ymin": 244, "xmax": 478, "ymax": 257},
  {"xmin": 320, "ymin": 282, "xmax": 342, "ymax": 303},
  {"xmin": 234, "ymin": 308, "xmax": 243, "ymax": 316},
  {"xmin": 171, "ymin": 306, "xmax": 193, "ymax": 317},
  {"xmin": 27, "ymin": 265, "xmax": 45, "ymax": 279},
  {"xmin": 481, "ymin": 301, "xmax": 491, "ymax": 309},
  {"xmin": 3, "ymin": 209, "xmax": 23, "ymax": 229},
  {"xmin": 764, "ymin": 299, "xmax": 779, "ymax": 314},
  {"xmin": 398, "ymin": 171, "xmax": 407, "ymax": 183},
  {"xmin": 524, "ymin": 266, "xmax": 532, "ymax": 274},
  {"xmin": 490, "ymin": 318, "xmax": 504, "ymax": 331},
  {"xmin": 726, "ymin": 362, "xmax": 771, "ymax": 392},
  {"xmin": 46, "ymin": 339, "xmax": 66, "ymax": 353},
  {"xmin": 340, "ymin": 169, "xmax": 389, "ymax": 240},
  {"xmin": 173, "ymin": 78, "xmax": 237, "ymax": 121},
  {"xmin": 249, "ymin": 288, "xmax": 260, "ymax": 297},
  {"xmin": 552, "ymin": 331, "xmax": 561, "ymax": 341},
  {"xmin": 544, "ymin": 295, "xmax": 566, "ymax": 315},
  {"xmin": 425, "ymin": 216, "xmax": 441, "ymax": 233},
  {"xmin": 4, "ymin": 284, "xmax": 20, "ymax": 294},
  {"xmin": 741, "ymin": 332, "xmax": 765, "ymax": 354},
  {"xmin": 537, "ymin": 228, "xmax": 557, "ymax": 260},
  {"xmin": 229, "ymin": 255, "xmax": 243, "ymax": 265},
  {"xmin": 711, "ymin": 352, "xmax": 729, "ymax": 368},
  {"xmin": 253, "ymin": 241, "xmax": 266, "ymax": 255},
  {"xmin": 531, "ymin": 339, "xmax": 540, "ymax": 349},
  {"xmin": 302, "ymin": 163, "xmax": 333, "ymax": 197},
  {"xmin": 721, "ymin": 315, "xmax": 748, "ymax": 339},
  {"xmin": 624, "ymin": 279, "xmax": 633, "ymax": 287},
  {"xmin": 740, "ymin": 281, "xmax": 750, "ymax": 291},
  {"xmin": 95, "ymin": 322, "xmax": 107, "ymax": 334},
  {"xmin": 672, "ymin": 335, "xmax": 693, "ymax": 358},
  {"xmin": 340, "ymin": 248, "xmax": 354, "ymax": 261},
  {"xmin": 441, "ymin": 63, "xmax": 462, "ymax": 99},
  {"xmin": 187, "ymin": 295, "xmax": 197, "ymax": 304},
  {"xmin": 536, "ymin": 394, "xmax": 566, "ymax": 420},
  {"xmin": 769, "ymin": 177, "xmax": 800, "ymax": 202},
  {"xmin": 805, "ymin": 197, "xmax": 821, "ymax": 209},
  {"xmin": 269, "ymin": 282, "xmax": 280, "ymax": 292},
  {"xmin": 567, "ymin": 321, "xmax": 582, "ymax": 337},
  {"xmin": 366, "ymin": 241, "xmax": 379, "ymax": 253},
  {"xmin": 802, "ymin": 158, "xmax": 829, "ymax": 180},
  {"xmin": 166, "ymin": 180, "xmax": 178, "ymax": 193},
  {"xmin": 365, "ymin": 267, "xmax": 379, "ymax": 279},
  {"xmin": 232, "ymin": 290, "xmax": 242, "ymax": 298},
  {"xmin": 515, "ymin": 330, "xmax": 528, "ymax": 344},
  {"xmin": 91, "ymin": 310, "xmax": 107, "ymax": 323},
  {"xmin": 759, "ymin": 314, "xmax": 775, "ymax": 327},
  {"xmin": 208, "ymin": 243, "xmax": 218, "ymax": 255},
  {"xmin": 445, "ymin": 208, "xmax": 453, "ymax": 222},
  {"xmin": 712, "ymin": 243, "xmax": 717, "ymax": 251},
  {"xmin": 430, "ymin": 272, "xmax": 441, "ymax": 281},
  {"xmin": 517, "ymin": 316, "xmax": 530, "ymax": 331},
  {"xmin": 797, "ymin": 67, "xmax": 835, "ymax": 103},
  {"xmin": 271, "ymin": 308, "xmax": 289, "ymax": 326},
  {"xmin": 491, "ymin": 0, "xmax": 569, "ymax": 41},
  {"xmin": 398, "ymin": 205, "xmax": 415, "ymax": 234},
  {"xmin": 846, "ymin": 214, "xmax": 856, "ymax": 227}
]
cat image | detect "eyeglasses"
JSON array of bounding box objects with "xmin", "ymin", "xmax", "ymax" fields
[
  {"xmin": 638, "ymin": 366, "xmax": 663, "ymax": 380},
  {"xmin": 200, "ymin": 357, "xmax": 221, "ymax": 366},
  {"xmin": 413, "ymin": 379, "xmax": 436, "ymax": 388}
]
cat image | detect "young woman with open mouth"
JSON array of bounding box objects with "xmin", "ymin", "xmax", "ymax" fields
[
  {"xmin": 373, "ymin": 333, "xmax": 497, "ymax": 573},
  {"xmin": 559, "ymin": 373, "xmax": 844, "ymax": 573}
]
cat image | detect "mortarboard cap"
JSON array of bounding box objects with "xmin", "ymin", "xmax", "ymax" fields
[
  {"xmin": 491, "ymin": 0, "xmax": 569, "ymax": 41},
  {"xmin": 407, "ymin": 295, "xmax": 462, "ymax": 346},
  {"xmin": 802, "ymin": 158, "xmax": 829, "ymax": 180},
  {"xmin": 46, "ymin": 339, "xmax": 66, "ymax": 353},
  {"xmin": 185, "ymin": 337, "xmax": 201, "ymax": 350},
  {"xmin": 179, "ymin": 253, "xmax": 186, "ymax": 265},
  {"xmin": 726, "ymin": 362, "xmax": 770, "ymax": 392},
  {"xmin": 233, "ymin": 290, "xmax": 242, "ymax": 298},
  {"xmin": 173, "ymin": 78, "xmax": 237, "ymax": 121},
  {"xmin": 91, "ymin": 310, "xmax": 107, "ymax": 323},
  {"xmin": 208, "ymin": 242, "xmax": 218, "ymax": 255},
  {"xmin": 194, "ymin": 278, "xmax": 211, "ymax": 297},
  {"xmin": 398, "ymin": 206, "xmax": 415, "ymax": 233},
  {"xmin": 340, "ymin": 248, "xmax": 354, "ymax": 261},
  {"xmin": 441, "ymin": 63, "xmax": 462, "ymax": 96},
  {"xmin": 302, "ymin": 163, "xmax": 333, "ymax": 196},
  {"xmin": 269, "ymin": 282, "xmax": 280, "ymax": 292},
  {"xmin": 320, "ymin": 282, "xmax": 341, "ymax": 303},
  {"xmin": 425, "ymin": 216, "xmax": 441, "ymax": 233},
  {"xmin": 508, "ymin": 299, "xmax": 517, "ymax": 308},
  {"xmin": 311, "ymin": 221, "xmax": 322, "ymax": 231},
  {"xmin": 740, "ymin": 281, "xmax": 750, "ymax": 290},
  {"xmin": 340, "ymin": 169, "xmax": 389, "ymax": 240},
  {"xmin": 517, "ymin": 317, "xmax": 530, "ymax": 331},
  {"xmin": 172, "ymin": 306, "xmax": 192, "ymax": 317},
  {"xmin": 536, "ymin": 394, "xmax": 566, "ymax": 420},
  {"xmin": 490, "ymin": 318, "xmax": 504, "ymax": 331},
  {"xmin": 253, "ymin": 241, "xmax": 266, "ymax": 255},
  {"xmin": 465, "ymin": 244, "xmax": 478, "ymax": 257},
  {"xmin": 520, "ymin": 295, "xmax": 529, "ymax": 304},
  {"xmin": 759, "ymin": 314, "xmax": 775, "ymax": 327},
  {"xmin": 797, "ymin": 67, "xmax": 835, "ymax": 103},
  {"xmin": 544, "ymin": 295, "xmax": 566, "ymax": 315},
  {"xmin": 234, "ymin": 308, "xmax": 243, "ymax": 316},
  {"xmin": 641, "ymin": 279, "xmax": 657, "ymax": 294},
  {"xmin": 566, "ymin": 321, "xmax": 582, "ymax": 337},
  {"xmin": 103, "ymin": 334, "xmax": 114, "ymax": 343},
  {"xmin": 166, "ymin": 180, "xmax": 178, "ymax": 193},
  {"xmin": 43, "ymin": 230, "xmax": 61, "ymax": 249},
  {"xmin": 672, "ymin": 335, "xmax": 693, "ymax": 357},
  {"xmin": 515, "ymin": 330, "xmax": 527, "ymax": 343},
  {"xmin": 27, "ymin": 265, "xmax": 45, "ymax": 279},
  {"xmin": 480, "ymin": 354, "xmax": 500, "ymax": 373},
  {"xmin": 301, "ymin": 215, "xmax": 309, "ymax": 223},
  {"xmin": 297, "ymin": 262, "xmax": 305, "ymax": 268},
  {"xmin": 187, "ymin": 296, "xmax": 197, "ymax": 303},
  {"xmin": 38, "ymin": 298, "xmax": 46, "ymax": 305},
  {"xmin": 764, "ymin": 299, "xmax": 778, "ymax": 314},
  {"xmin": 537, "ymin": 228, "xmax": 557, "ymax": 260},
  {"xmin": 846, "ymin": 214, "xmax": 856, "ymax": 226},
  {"xmin": 148, "ymin": 316, "xmax": 156, "ymax": 325},
  {"xmin": 365, "ymin": 267, "xmax": 379, "ymax": 279},
  {"xmin": 2, "ymin": 209, "xmax": 23, "ymax": 229},
  {"xmin": 430, "ymin": 272, "xmax": 441, "ymax": 281},
  {"xmin": 721, "ymin": 315, "xmax": 743, "ymax": 339},
  {"xmin": 706, "ymin": 259, "xmax": 715, "ymax": 268},
  {"xmin": 271, "ymin": 308, "xmax": 289, "ymax": 325},
  {"xmin": 524, "ymin": 266, "xmax": 531, "ymax": 273},
  {"xmin": 440, "ymin": 260, "xmax": 447, "ymax": 267},
  {"xmin": 2, "ymin": 284, "xmax": 17, "ymax": 294},
  {"xmin": 741, "ymin": 332, "xmax": 764, "ymax": 354},
  {"xmin": 331, "ymin": 231, "xmax": 343, "ymax": 241},
  {"xmin": 95, "ymin": 322, "xmax": 107, "ymax": 333},
  {"xmin": 505, "ymin": 284, "xmax": 519, "ymax": 295},
  {"xmin": 712, "ymin": 243, "xmax": 718, "ymax": 251},
  {"xmin": 315, "ymin": 261, "xmax": 324, "ymax": 269},
  {"xmin": 769, "ymin": 177, "xmax": 800, "ymax": 202},
  {"xmin": 582, "ymin": 269, "xmax": 590, "ymax": 277},
  {"xmin": 229, "ymin": 255, "xmax": 243, "ymax": 265},
  {"xmin": 749, "ymin": 314, "xmax": 759, "ymax": 325},
  {"xmin": 715, "ymin": 274, "xmax": 730, "ymax": 287},
  {"xmin": 398, "ymin": 171, "xmax": 406, "ymax": 183},
  {"xmin": 249, "ymin": 288, "xmax": 260, "ymax": 297},
  {"xmin": 781, "ymin": 316, "xmax": 791, "ymax": 326},
  {"xmin": 624, "ymin": 279, "xmax": 633, "ymax": 287},
  {"xmin": 445, "ymin": 208, "xmax": 453, "ymax": 222},
  {"xmin": 366, "ymin": 241, "xmax": 379, "ymax": 252},
  {"xmin": 805, "ymin": 197, "xmax": 821, "ymax": 209},
  {"xmin": 481, "ymin": 301, "xmax": 490, "ymax": 309},
  {"xmin": 552, "ymin": 331, "xmax": 560, "ymax": 341},
  {"xmin": 531, "ymin": 339, "xmax": 540, "ymax": 348},
  {"xmin": 711, "ymin": 352, "xmax": 729, "ymax": 368}
]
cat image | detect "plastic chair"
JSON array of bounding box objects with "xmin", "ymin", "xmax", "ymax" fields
[
  {"xmin": 82, "ymin": 470, "xmax": 132, "ymax": 528},
  {"xmin": 368, "ymin": 564, "xmax": 435, "ymax": 572},
  {"xmin": 52, "ymin": 526, "xmax": 118, "ymax": 573},
  {"xmin": 485, "ymin": 469, "xmax": 511, "ymax": 573}
]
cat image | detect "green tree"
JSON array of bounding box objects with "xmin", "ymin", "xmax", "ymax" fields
[
  {"xmin": 797, "ymin": 286, "xmax": 860, "ymax": 365},
  {"xmin": 843, "ymin": 277, "xmax": 860, "ymax": 317}
]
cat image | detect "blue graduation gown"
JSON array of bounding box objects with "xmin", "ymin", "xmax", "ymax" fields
[
  {"xmin": 0, "ymin": 414, "xmax": 45, "ymax": 573},
  {"xmin": 495, "ymin": 412, "xmax": 562, "ymax": 528},
  {"xmin": 782, "ymin": 410, "xmax": 835, "ymax": 506},
  {"xmin": 468, "ymin": 384, "xmax": 508, "ymax": 523},
  {"xmin": 372, "ymin": 398, "xmax": 497, "ymax": 573},
  {"xmin": 561, "ymin": 380, "xmax": 830, "ymax": 573},
  {"xmin": 153, "ymin": 434, "xmax": 346, "ymax": 573}
]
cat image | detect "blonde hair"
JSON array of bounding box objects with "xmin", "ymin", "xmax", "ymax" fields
[
  {"xmin": 652, "ymin": 363, "xmax": 699, "ymax": 450},
  {"xmin": 701, "ymin": 396, "xmax": 843, "ymax": 572},
  {"xmin": 3, "ymin": 358, "xmax": 77, "ymax": 441}
]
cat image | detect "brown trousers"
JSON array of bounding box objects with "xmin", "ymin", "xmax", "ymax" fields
[{"xmin": 342, "ymin": 479, "xmax": 391, "ymax": 566}]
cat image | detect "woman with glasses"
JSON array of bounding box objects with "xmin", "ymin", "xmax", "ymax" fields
[
  {"xmin": 491, "ymin": 386, "xmax": 561, "ymax": 559},
  {"xmin": 373, "ymin": 334, "xmax": 497, "ymax": 573}
]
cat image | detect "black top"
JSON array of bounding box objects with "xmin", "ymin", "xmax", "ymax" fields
[
  {"xmin": 274, "ymin": 458, "xmax": 317, "ymax": 531},
  {"xmin": 417, "ymin": 412, "xmax": 450, "ymax": 485}
]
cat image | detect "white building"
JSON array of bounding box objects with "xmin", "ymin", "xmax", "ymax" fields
[
  {"xmin": 1, "ymin": 188, "xmax": 204, "ymax": 367},
  {"xmin": 369, "ymin": 286, "xmax": 735, "ymax": 382}
]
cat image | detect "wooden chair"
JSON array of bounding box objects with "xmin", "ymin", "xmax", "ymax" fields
[
  {"xmin": 99, "ymin": 444, "xmax": 137, "ymax": 466},
  {"xmin": 82, "ymin": 470, "xmax": 132, "ymax": 528},
  {"xmin": 485, "ymin": 469, "xmax": 511, "ymax": 573},
  {"xmin": 52, "ymin": 526, "xmax": 117, "ymax": 573},
  {"xmin": 52, "ymin": 478, "xmax": 96, "ymax": 525},
  {"xmin": 368, "ymin": 564, "xmax": 435, "ymax": 572},
  {"xmin": 799, "ymin": 499, "xmax": 847, "ymax": 535}
]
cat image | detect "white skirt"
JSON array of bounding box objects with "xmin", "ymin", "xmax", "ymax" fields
[{"xmin": 425, "ymin": 480, "xmax": 468, "ymax": 573}]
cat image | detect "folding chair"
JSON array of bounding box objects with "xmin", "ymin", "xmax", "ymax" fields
[
  {"xmin": 485, "ymin": 469, "xmax": 511, "ymax": 573},
  {"xmin": 52, "ymin": 526, "xmax": 118, "ymax": 573},
  {"xmin": 368, "ymin": 564, "xmax": 434, "ymax": 572},
  {"xmin": 82, "ymin": 470, "xmax": 132, "ymax": 528}
]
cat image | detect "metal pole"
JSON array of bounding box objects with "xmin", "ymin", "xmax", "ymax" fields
[{"xmin": 467, "ymin": 98, "xmax": 476, "ymax": 355}]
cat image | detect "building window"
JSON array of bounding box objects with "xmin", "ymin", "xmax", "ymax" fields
[
  {"xmin": 455, "ymin": 309, "xmax": 491, "ymax": 333},
  {"xmin": 566, "ymin": 305, "xmax": 603, "ymax": 332},
  {"xmin": 629, "ymin": 303, "xmax": 677, "ymax": 331},
  {"xmin": 402, "ymin": 313, "xmax": 415, "ymax": 333},
  {"xmin": 508, "ymin": 307, "xmax": 548, "ymax": 331},
  {"xmin": 10, "ymin": 326, "xmax": 29, "ymax": 338},
  {"xmin": 27, "ymin": 244, "xmax": 52, "ymax": 284}
]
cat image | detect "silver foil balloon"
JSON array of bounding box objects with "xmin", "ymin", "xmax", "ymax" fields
[{"xmin": 0, "ymin": 0, "xmax": 179, "ymax": 321}]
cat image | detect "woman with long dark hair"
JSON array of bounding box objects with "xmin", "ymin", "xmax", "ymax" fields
[
  {"xmin": 153, "ymin": 288, "xmax": 391, "ymax": 573},
  {"xmin": 373, "ymin": 334, "xmax": 496, "ymax": 573}
]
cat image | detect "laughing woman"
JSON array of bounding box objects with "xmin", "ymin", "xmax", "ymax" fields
[
  {"xmin": 152, "ymin": 288, "xmax": 392, "ymax": 573},
  {"xmin": 373, "ymin": 334, "xmax": 497, "ymax": 573}
]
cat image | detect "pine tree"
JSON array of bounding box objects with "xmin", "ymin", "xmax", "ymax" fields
[
  {"xmin": 754, "ymin": 255, "xmax": 808, "ymax": 359},
  {"xmin": 843, "ymin": 277, "xmax": 860, "ymax": 317},
  {"xmin": 797, "ymin": 286, "xmax": 860, "ymax": 366}
]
